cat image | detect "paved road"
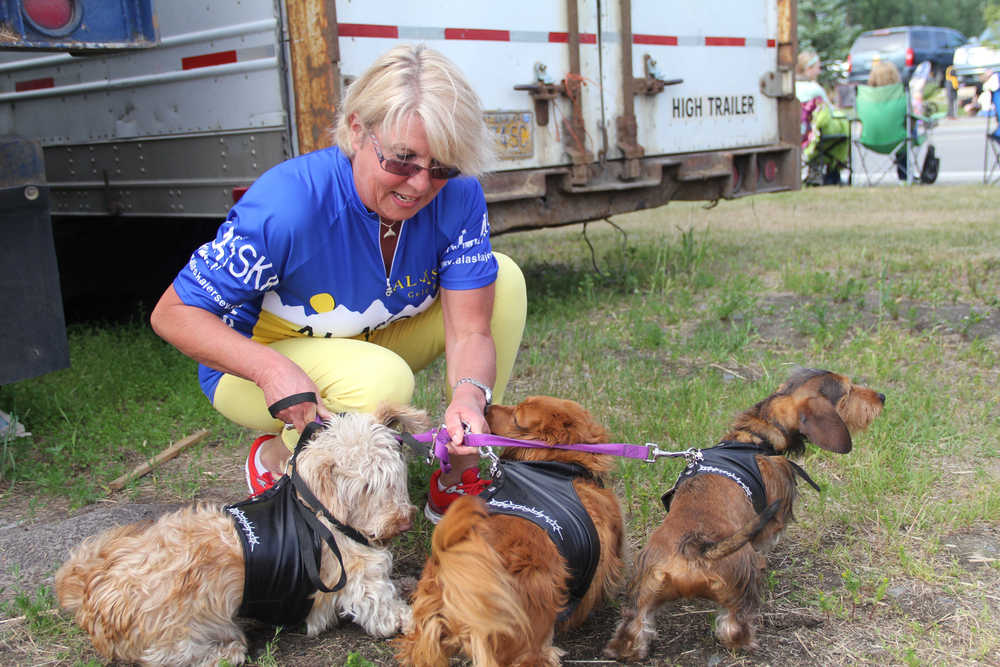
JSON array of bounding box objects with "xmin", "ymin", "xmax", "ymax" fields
[
  {"xmin": 846, "ymin": 114, "xmax": 996, "ymax": 186},
  {"xmin": 930, "ymin": 115, "xmax": 995, "ymax": 184}
]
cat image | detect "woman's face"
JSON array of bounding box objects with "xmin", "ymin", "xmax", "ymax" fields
[{"xmin": 350, "ymin": 114, "xmax": 448, "ymax": 222}]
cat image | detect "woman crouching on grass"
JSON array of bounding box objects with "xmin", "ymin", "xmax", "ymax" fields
[{"xmin": 150, "ymin": 43, "xmax": 526, "ymax": 524}]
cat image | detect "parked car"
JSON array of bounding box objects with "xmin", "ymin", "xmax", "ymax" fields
[
  {"xmin": 952, "ymin": 25, "xmax": 1000, "ymax": 90},
  {"xmin": 847, "ymin": 26, "xmax": 966, "ymax": 85}
]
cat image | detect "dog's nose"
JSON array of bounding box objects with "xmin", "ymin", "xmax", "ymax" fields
[{"xmin": 878, "ymin": 393, "xmax": 886, "ymax": 404}]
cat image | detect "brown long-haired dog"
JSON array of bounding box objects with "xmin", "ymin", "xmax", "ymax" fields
[
  {"xmin": 395, "ymin": 396, "xmax": 624, "ymax": 667},
  {"xmin": 604, "ymin": 368, "xmax": 885, "ymax": 659},
  {"xmin": 55, "ymin": 404, "xmax": 427, "ymax": 667}
]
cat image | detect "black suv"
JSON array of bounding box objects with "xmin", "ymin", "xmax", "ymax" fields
[{"xmin": 847, "ymin": 26, "xmax": 966, "ymax": 84}]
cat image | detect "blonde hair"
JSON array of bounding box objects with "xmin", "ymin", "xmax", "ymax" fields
[
  {"xmin": 868, "ymin": 60, "xmax": 901, "ymax": 87},
  {"xmin": 332, "ymin": 44, "xmax": 493, "ymax": 177},
  {"xmin": 796, "ymin": 51, "xmax": 820, "ymax": 76}
]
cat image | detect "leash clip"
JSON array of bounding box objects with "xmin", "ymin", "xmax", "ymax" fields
[
  {"xmin": 644, "ymin": 444, "xmax": 704, "ymax": 465},
  {"xmin": 480, "ymin": 445, "xmax": 502, "ymax": 478},
  {"xmin": 425, "ymin": 425, "xmax": 444, "ymax": 467}
]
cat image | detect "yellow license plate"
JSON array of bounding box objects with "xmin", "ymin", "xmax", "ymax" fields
[{"xmin": 484, "ymin": 111, "xmax": 533, "ymax": 160}]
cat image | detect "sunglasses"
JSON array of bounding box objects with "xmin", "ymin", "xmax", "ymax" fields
[{"xmin": 369, "ymin": 134, "xmax": 461, "ymax": 180}]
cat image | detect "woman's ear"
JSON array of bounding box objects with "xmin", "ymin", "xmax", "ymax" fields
[{"xmin": 348, "ymin": 113, "xmax": 365, "ymax": 153}]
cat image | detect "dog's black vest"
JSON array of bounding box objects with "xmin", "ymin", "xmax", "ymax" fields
[
  {"xmin": 661, "ymin": 442, "xmax": 770, "ymax": 514},
  {"xmin": 478, "ymin": 460, "xmax": 601, "ymax": 620},
  {"xmin": 225, "ymin": 477, "xmax": 324, "ymax": 626},
  {"xmin": 224, "ymin": 421, "xmax": 364, "ymax": 628}
]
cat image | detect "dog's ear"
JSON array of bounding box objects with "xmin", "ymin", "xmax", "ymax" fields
[
  {"xmin": 375, "ymin": 402, "xmax": 431, "ymax": 433},
  {"xmin": 529, "ymin": 404, "xmax": 607, "ymax": 445},
  {"xmin": 799, "ymin": 396, "xmax": 852, "ymax": 453}
]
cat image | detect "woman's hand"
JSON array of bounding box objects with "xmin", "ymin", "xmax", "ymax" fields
[
  {"xmin": 257, "ymin": 357, "xmax": 334, "ymax": 433},
  {"xmin": 443, "ymin": 383, "xmax": 490, "ymax": 455}
]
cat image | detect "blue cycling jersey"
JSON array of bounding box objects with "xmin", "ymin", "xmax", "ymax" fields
[{"xmin": 172, "ymin": 146, "xmax": 498, "ymax": 400}]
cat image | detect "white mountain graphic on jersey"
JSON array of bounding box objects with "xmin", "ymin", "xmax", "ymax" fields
[{"xmin": 261, "ymin": 292, "xmax": 436, "ymax": 337}]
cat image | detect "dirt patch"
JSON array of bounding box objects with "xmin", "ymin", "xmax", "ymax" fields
[{"xmin": 752, "ymin": 291, "xmax": 1000, "ymax": 348}]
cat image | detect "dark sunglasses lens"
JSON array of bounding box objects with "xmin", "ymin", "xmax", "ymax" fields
[
  {"xmin": 429, "ymin": 166, "xmax": 461, "ymax": 179},
  {"xmin": 382, "ymin": 158, "xmax": 422, "ymax": 177}
]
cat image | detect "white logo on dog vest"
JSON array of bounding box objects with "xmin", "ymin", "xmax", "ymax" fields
[{"xmin": 227, "ymin": 507, "xmax": 261, "ymax": 552}]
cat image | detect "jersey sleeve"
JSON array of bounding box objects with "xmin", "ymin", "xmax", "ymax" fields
[
  {"xmin": 437, "ymin": 179, "xmax": 499, "ymax": 291},
  {"xmin": 172, "ymin": 168, "xmax": 302, "ymax": 316}
]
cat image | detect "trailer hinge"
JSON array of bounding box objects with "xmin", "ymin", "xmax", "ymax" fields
[
  {"xmin": 760, "ymin": 66, "xmax": 794, "ymax": 98},
  {"xmin": 513, "ymin": 62, "xmax": 565, "ymax": 127},
  {"xmin": 632, "ymin": 54, "xmax": 683, "ymax": 96}
]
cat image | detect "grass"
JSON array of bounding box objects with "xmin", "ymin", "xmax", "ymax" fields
[
  {"xmin": 0, "ymin": 314, "xmax": 246, "ymax": 505},
  {"xmin": 1, "ymin": 185, "xmax": 998, "ymax": 664}
]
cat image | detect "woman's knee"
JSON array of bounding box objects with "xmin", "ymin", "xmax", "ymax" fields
[
  {"xmin": 318, "ymin": 346, "xmax": 416, "ymax": 412},
  {"xmin": 491, "ymin": 252, "xmax": 527, "ymax": 327}
]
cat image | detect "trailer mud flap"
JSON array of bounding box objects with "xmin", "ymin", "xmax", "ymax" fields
[{"xmin": 0, "ymin": 136, "xmax": 70, "ymax": 385}]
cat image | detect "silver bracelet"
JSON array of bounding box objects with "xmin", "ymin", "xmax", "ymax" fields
[{"xmin": 453, "ymin": 377, "xmax": 492, "ymax": 405}]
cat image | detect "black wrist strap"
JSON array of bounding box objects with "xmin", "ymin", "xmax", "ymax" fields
[{"xmin": 268, "ymin": 392, "xmax": 317, "ymax": 418}]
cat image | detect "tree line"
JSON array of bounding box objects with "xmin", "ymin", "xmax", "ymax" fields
[{"xmin": 799, "ymin": 0, "xmax": 998, "ymax": 75}]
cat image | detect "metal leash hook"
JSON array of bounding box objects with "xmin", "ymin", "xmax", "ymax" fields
[
  {"xmin": 643, "ymin": 443, "xmax": 704, "ymax": 466},
  {"xmin": 426, "ymin": 424, "xmax": 446, "ymax": 467},
  {"xmin": 480, "ymin": 444, "xmax": 502, "ymax": 479}
]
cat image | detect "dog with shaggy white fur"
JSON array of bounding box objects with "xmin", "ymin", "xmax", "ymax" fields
[{"xmin": 55, "ymin": 403, "xmax": 427, "ymax": 667}]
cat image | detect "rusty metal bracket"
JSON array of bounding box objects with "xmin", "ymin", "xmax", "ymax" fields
[
  {"xmin": 513, "ymin": 63, "xmax": 566, "ymax": 127},
  {"xmin": 618, "ymin": 57, "xmax": 684, "ymax": 180},
  {"xmin": 514, "ymin": 64, "xmax": 592, "ymax": 185},
  {"xmin": 512, "ymin": 81, "xmax": 564, "ymax": 127},
  {"xmin": 633, "ymin": 54, "xmax": 684, "ymax": 96}
]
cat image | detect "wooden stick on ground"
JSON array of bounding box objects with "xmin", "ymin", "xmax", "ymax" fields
[{"xmin": 107, "ymin": 429, "xmax": 211, "ymax": 492}]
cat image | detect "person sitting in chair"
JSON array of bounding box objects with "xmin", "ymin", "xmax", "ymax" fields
[
  {"xmin": 866, "ymin": 60, "xmax": 938, "ymax": 183},
  {"xmin": 797, "ymin": 51, "xmax": 848, "ymax": 185}
]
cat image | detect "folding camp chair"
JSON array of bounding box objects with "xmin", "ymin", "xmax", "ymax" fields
[
  {"xmin": 850, "ymin": 83, "xmax": 936, "ymax": 186},
  {"xmin": 984, "ymin": 87, "xmax": 1000, "ymax": 185}
]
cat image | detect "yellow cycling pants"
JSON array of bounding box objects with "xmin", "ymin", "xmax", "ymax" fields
[{"xmin": 212, "ymin": 252, "xmax": 526, "ymax": 448}]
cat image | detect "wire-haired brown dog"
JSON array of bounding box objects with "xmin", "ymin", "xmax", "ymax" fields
[
  {"xmin": 604, "ymin": 368, "xmax": 885, "ymax": 658},
  {"xmin": 395, "ymin": 396, "xmax": 624, "ymax": 667},
  {"xmin": 55, "ymin": 404, "xmax": 427, "ymax": 667}
]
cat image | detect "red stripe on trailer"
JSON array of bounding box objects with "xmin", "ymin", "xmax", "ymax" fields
[
  {"xmin": 705, "ymin": 36, "xmax": 746, "ymax": 47},
  {"xmin": 15, "ymin": 77, "xmax": 55, "ymax": 92},
  {"xmin": 634, "ymin": 34, "xmax": 678, "ymax": 46},
  {"xmin": 338, "ymin": 23, "xmax": 399, "ymax": 38},
  {"xmin": 444, "ymin": 28, "xmax": 510, "ymax": 41},
  {"xmin": 329, "ymin": 24, "xmax": 765, "ymax": 48},
  {"xmin": 182, "ymin": 50, "xmax": 237, "ymax": 70},
  {"xmin": 548, "ymin": 32, "xmax": 597, "ymax": 44}
]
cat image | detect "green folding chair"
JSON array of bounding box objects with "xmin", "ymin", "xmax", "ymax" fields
[{"xmin": 851, "ymin": 83, "xmax": 936, "ymax": 186}]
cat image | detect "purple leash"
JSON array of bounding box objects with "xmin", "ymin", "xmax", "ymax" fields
[{"xmin": 397, "ymin": 429, "xmax": 701, "ymax": 472}]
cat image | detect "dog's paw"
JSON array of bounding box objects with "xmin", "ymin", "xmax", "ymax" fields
[
  {"xmin": 604, "ymin": 609, "xmax": 653, "ymax": 662},
  {"xmin": 358, "ymin": 597, "xmax": 413, "ymax": 638},
  {"xmin": 386, "ymin": 598, "xmax": 414, "ymax": 636}
]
